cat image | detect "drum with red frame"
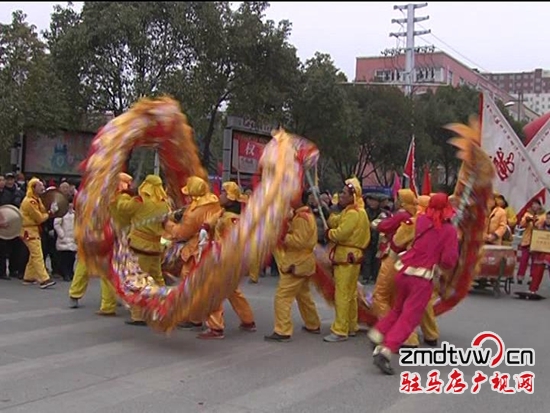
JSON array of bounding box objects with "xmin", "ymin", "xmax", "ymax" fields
[{"xmin": 473, "ymin": 245, "xmax": 516, "ymax": 297}]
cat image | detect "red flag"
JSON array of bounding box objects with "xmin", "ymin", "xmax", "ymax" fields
[
  {"xmin": 421, "ymin": 164, "xmax": 432, "ymax": 195},
  {"xmin": 213, "ymin": 162, "xmax": 223, "ymax": 196},
  {"xmin": 392, "ymin": 171, "xmax": 401, "ymax": 200},
  {"xmin": 403, "ymin": 136, "xmax": 418, "ymax": 196}
]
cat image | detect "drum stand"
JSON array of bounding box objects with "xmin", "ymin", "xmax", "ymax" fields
[{"xmin": 472, "ymin": 258, "xmax": 512, "ymax": 298}]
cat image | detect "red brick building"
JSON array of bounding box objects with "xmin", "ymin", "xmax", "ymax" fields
[{"xmin": 355, "ymin": 51, "xmax": 539, "ymax": 121}]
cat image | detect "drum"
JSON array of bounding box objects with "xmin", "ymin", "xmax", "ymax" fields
[{"xmin": 479, "ymin": 245, "xmax": 516, "ymax": 278}]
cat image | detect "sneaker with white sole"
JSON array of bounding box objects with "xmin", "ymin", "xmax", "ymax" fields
[{"xmin": 39, "ymin": 280, "xmax": 56, "ymax": 289}]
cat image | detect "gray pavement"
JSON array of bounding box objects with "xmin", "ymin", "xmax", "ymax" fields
[{"xmin": 0, "ymin": 275, "xmax": 548, "ymax": 413}]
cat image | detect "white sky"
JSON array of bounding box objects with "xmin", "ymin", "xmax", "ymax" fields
[{"xmin": 1, "ymin": 2, "xmax": 549, "ymax": 80}]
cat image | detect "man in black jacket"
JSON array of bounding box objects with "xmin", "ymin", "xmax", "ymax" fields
[
  {"xmin": 361, "ymin": 193, "xmax": 385, "ymax": 284},
  {"xmin": 0, "ymin": 173, "xmax": 27, "ymax": 280}
]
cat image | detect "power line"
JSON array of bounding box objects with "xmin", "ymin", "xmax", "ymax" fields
[
  {"xmin": 389, "ymin": 3, "xmax": 430, "ymax": 96},
  {"xmin": 416, "ymin": 22, "xmax": 491, "ymax": 73}
]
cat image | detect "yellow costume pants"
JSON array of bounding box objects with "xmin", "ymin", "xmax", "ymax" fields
[
  {"xmin": 274, "ymin": 271, "xmax": 320, "ymax": 336},
  {"xmin": 206, "ymin": 288, "xmax": 255, "ymax": 331},
  {"xmin": 249, "ymin": 258, "xmax": 261, "ymax": 283},
  {"xmin": 22, "ymin": 238, "xmax": 50, "ymax": 283},
  {"xmin": 420, "ymin": 290, "xmax": 439, "ymax": 341},
  {"xmin": 130, "ymin": 254, "xmax": 164, "ymax": 322},
  {"xmin": 331, "ymin": 264, "xmax": 360, "ymax": 337},
  {"xmin": 69, "ymin": 260, "xmax": 117, "ymax": 313},
  {"xmin": 372, "ymin": 255, "xmax": 419, "ymax": 346}
]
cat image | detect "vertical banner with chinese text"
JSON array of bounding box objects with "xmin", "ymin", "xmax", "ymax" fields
[
  {"xmin": 525, "ymin": 118, "xmax": 550, "ymax": 189},
  {"xmin": 481, "ymin": 94, "xmax": 545, "ymax": 213}
]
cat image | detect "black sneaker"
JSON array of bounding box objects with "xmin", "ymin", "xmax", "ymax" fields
[
  {"xmin": 40, "ymin": 280, "xmax": 56, "ymax": 289},
  {"xmin": 424, "ymin": 339, "xmax": 438, "ymax": 347},
  {"xmin": 125, "ymin": 320, "xmax": 147, "ymax": 326},
  {"xmin": 264, "ymin": 332, "xmax": 291, "ymax": 342},
  {"xmin": 373, "ymin": 353, "xmax": 395, "ymax": 375},
  {"xmin": 302, "ymin": 326, "xmax": 321, "ymax": 335},
  {"xmin": 178, "ymin": 322, "xmax": 203, "ymax": 331}
]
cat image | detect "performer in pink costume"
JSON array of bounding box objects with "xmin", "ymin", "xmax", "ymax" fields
[{"xmin": 367, "ymin": 193, "xmax": 459, "ymax": 375}]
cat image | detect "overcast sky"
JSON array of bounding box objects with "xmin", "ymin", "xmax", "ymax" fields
[{"xmin": 1, "ymin": 2, "xmax": 548, "ymax": 80}]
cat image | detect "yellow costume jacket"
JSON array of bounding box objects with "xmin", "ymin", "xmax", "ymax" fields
[
  {"xmin": 485, "ymin": 206, "xmax": 508, "ymax": 245},
  {"xmin": 167, "ymin": 196, "xmax": 222, "ymax": 263},
  {"xmin": 110, "ymin": 192, "xmax": 133, "ymax": 229},
  {"xmin": 327, "ymin": 204, "xmax": 370, "ymax": 264},
  {"xmin": 274, "ymin": 206, "xmax": 318, "ymax": 277},
  {"xmin": 20, "ymin": 195, "xmax": 50, "ymax": 238},
  {"xmin": 117, "ymin": 194, "xmax": 170, "ymax": 254},
  {"xmin": 520, "ymin": 210, "xmax": 546, "ymax": 247}
]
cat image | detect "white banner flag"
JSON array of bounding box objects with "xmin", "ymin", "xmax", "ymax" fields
[
  {"xmin": 525, "ymin": 118, "xmax": 550, "ymax": 188},
  {"xmin": 481, "ymin": 94, "xmax": 545, "ymax": 213}
]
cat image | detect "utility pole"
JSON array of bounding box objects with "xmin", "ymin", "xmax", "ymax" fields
[{"xmin": 390, "ymin": 3, "xmax": 430, "ymax": 96}]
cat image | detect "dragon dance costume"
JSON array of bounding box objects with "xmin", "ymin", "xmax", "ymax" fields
[
  {"xmin": 370, "ymin": 189, "xmax": 418, "ymax": 346},
  {"xmin": 117, "ymin": 175, "xmax": 171, "ymax": 325},
  {"xmin": 323, "ymin": 177, "xmax": 370, "ymax": 343},
  {"xmin": 517, "ymin": 202, "xmax": 545, "ymax": 283},
  {"xmin": 69, "ymin": 172, "xmax": 133, "ymax": 313},
  {"xmin": 265, "ymin": 189, "xmax": 321, "ymax": 342},
  {"xmin": 165, "ymin": 176, "xmax": 222, "ymax": 328},
  {"xmin": 526, "ymin": 213, "xmax": 550, "ymax": 295},
  {"xmin": 20, "ymin": 178, "xmax": 57, "ymax": 289},
  {"xmin": 392, "ymin": 195, "xmax": 440, "ymax": 346},
  {"xmin": 369, "ymin": 193, "xmax": 459, "ymax": 375},
  {"xmin": 197, "ymin": 182, "xmax": 256, "ymax": 339}
]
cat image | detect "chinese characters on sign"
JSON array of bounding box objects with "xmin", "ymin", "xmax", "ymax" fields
[
  {"xmin": 491, "ymin": 147, "xmax": 515, "ymax": 181},
  {"xmin": 231, "ymin": 131, "xmax": 269, "ymax": 175},
  {"xmin": 400, "ymin": 370, "xmax": 534, "ymax": 395}
]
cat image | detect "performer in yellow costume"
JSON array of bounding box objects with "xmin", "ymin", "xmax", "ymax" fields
[
  {"xmin": 197, "ymin": 182, "xmax": 257, "ymax": 339},
  {"xmin": 69, "ymin": 173, "xmax": 133, "ymax": 315},
  {"xmin": 324, "ymin": 177, "xmax": 370, "ymax": 343},
  {"xmin": 392, "ymin": 195, "xmax": 439, "ymax": 346},
  {"xmin": 165, "ymin": 175, "xmax": 222, "ymax": 329},
  {"xmin": 20, "ymin": 178, "xmax": 56, "ymax": 289},
  {"xmin": 265, "ymin": 189, "xmax": 321, "ymax": 342},
  {"xmin": 117, "ymin": 175, "xmax": 171, "ymax": 326},
  {"xmin": 370, "ymin": 188, "xmax": 418, "ymax": 346}
]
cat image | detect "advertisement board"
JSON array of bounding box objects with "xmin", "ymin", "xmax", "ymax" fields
[{"xmin": 23, "ymin": 130, "xmax": 94, "ymax": 176}]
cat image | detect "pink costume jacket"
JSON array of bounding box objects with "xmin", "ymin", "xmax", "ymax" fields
[
  {"xmin": 395, "ymin": 214, "xmax": 459, "ymax": 280},
  {"xmin": 375, "ymin": 210, "xmax": 413, "ymax": 257}
]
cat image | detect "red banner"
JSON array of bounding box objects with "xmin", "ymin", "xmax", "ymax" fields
[{"xmin": 232, "ymin": 131, "xmax": 269, "ymax": 174}]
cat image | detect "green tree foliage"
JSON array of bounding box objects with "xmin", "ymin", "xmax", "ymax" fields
[
  {"xmin": 0, "ymin": 11, "xmax": 70, "ymax": 151},
  {"xmin": 413, "ymin": 85, "xmax": 480, "ymax": 187},
  {"xmin": 45, "ymin": 1, "xmax": 298, "ymax": 170},
  {"xmin": 289, "ymin": 53, "xmax": 361, "ymax": 182}
]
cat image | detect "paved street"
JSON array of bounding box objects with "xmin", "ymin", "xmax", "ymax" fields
[{"xmin": 0, "ymin": 275, "xmax": 548, "ymax": 413}]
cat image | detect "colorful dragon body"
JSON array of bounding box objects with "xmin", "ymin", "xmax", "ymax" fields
[
  {"xmin": 309, "ymin": 116, "xmax": 496, "ymax": 324},
  {"xmin": 75, "ymin": 97, "xmax": 320, "ymax": 333}
]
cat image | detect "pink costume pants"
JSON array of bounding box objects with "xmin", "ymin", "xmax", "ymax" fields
[{"xmin": 374, "ymin": 270, "xmax": 433, "ymax": 353}]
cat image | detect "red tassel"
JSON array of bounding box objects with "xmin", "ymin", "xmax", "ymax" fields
[{"xmin": 251, "ymin": 171, "xmax": 261, "ymax": 190}]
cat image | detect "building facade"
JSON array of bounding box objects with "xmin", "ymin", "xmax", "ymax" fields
[
  {"xmin": 482, "ymin": 69, "xmax": 550, "ymax": 115},
  {"xmin": 355, "ymin": 51, "xmax": 539, "ymax": 121}
]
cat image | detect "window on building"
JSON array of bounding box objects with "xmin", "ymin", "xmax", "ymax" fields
[{"xmin": 448, "ymin": 70, "xmax": 454, "ymax": 85}]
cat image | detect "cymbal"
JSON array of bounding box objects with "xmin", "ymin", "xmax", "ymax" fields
[
  {"xmin": 0, "ymin": 205, "xmax": 22, "ymax": 240},
  {"xmin": 41, "ymin": 189, "xmax": 69, "ymax": 219}
]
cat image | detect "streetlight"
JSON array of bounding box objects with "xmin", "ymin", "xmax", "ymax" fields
[{"xmin": 504, "ymin": 100, "xmax": 521, "ymax": 122}]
